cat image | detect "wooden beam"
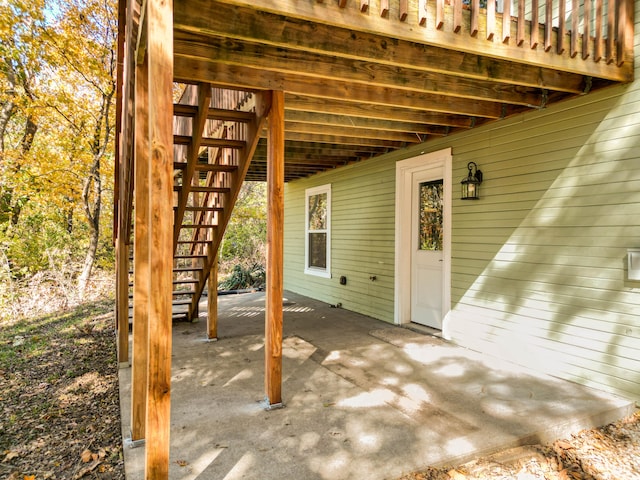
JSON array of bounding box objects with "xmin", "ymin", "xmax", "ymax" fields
[
  {"xmin": 173, "ymin": 134, "xmax": 245, "ymax": 148},
  {"xmin": 207, "ymin": 253, "xmax": 218, "ymax": 340},
  {"xmin": 282, "ymin": 121, "xmax": 422, "ymax": 143},
  {"xmin": 265, "ymin": 90, "xmax": 284, "ymax": 406},
  {"xmin": 131, "ymin": 49, "xmax": 149, "ymax": 443},
  {"xmin": 278, "ymin": 131, "xmax": 407, "ymax": 148},
  {"xmin": 145, "ymin": 0, "xmax": 173, "ymax": 476},
  {"xmin": 173, "ymin": 36, "xmax": 548, "ymax": 105},
  {"xmin": 283, "ymin": 110, "xmax": 459, "ymax": 134},
  {"xmin": 173, "ymin": 59, "xmax": 507, "ymax": 118},
  {"xmin": 174, "ymin": 2, "xmax": 601, "ymax": 90},
  {"xmin": 173, "ymin": 103, "xmax": 254, "ymax": 122},
  {"xmin": 194, "ymin": 0, "xmax": 631, "ymax": 80},
  {"xmin": 284, "ymin": 94, "xmax": 476, "ymax": 128}
]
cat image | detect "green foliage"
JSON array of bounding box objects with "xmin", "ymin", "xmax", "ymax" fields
[
  {"xmin": 0, "ymin": 0, "xmax": 116, "ymax": 300},
  {"xmin": 218, "ymin": 181, "xmax": 267, "ymax": 289},
  {"xmin": 219, "ymin": 263, "xmax": 265, "ymax": 291}
]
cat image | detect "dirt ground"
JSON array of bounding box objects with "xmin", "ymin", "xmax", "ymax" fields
[
  {"xmin": 1, "ymin": 301, "xmax": 638, "ymax": 480},
  {"xmin": 0, "ymin": 301, "xmax": 125, "ymax": 479}
]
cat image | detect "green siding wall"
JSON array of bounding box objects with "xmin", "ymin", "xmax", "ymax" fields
[
  {"xmin": 284, "ymin": 156, "xmax": 401, "ymax": 322},
  {"xmin": 284, "ymin": 1, "xmax": 640, "ymax": 401}
]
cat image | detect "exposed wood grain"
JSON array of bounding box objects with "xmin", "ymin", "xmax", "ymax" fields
[
  {"xmin": 173, "ymin": 103, "xmax": 254, "ymax": 122},
  {"xmin": 131, "ymin": 50, "xmax": 149, "ymax": 442},
  {"xmin": 283, "ymin": 110, "xmax": 465, "ymax": 133},
  {"xmin": 174, "ymin": 59, "xmax": 508, "ymax": 118},
  {"xmin": 283, "ymin": 121, "xmax": 426, "ymax": 143},
  {"xmin": 265, "ymin": 90, "xmax": 284, "ymax": 406},
  {"xmin": 174, "ymin": 4, "xmax": 599, "ymax": 90},
  {"xmin": 145, "ymin": 0, "xmax": 173, "ymax": 477},
  {"xmin": 173, "ymin": 134, "xmax": 244, "ymax": 148},
  {"xmin": 276, "ymin": 131, "xmax": 410, "ymax": 147},
  {"xmin": 284, "ymin": 94, "xmax": 477, "ymax": 127},
  {"xmin": 174, "ymin": 37, "xmax": 548, "ymax": 106},
  {"xmin": 178, "ymin": 0, "xmax": 633, "ymax": 81}
]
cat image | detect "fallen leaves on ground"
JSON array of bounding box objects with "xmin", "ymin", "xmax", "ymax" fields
[
  {"xmin": 0, "ymin": 301, "xmax": 124, "ymax": 479},
  {"xmin": 399, "ymin": 410, "xmax": 640, "ymax": 480}
]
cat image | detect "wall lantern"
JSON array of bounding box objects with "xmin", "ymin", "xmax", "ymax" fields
[{"xmin": 461, "ymin": 162, "xmax": 483, "ymax": 200}]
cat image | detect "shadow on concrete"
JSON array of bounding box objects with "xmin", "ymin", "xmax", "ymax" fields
[{"xmin": 119, "ymin": 291, "xmax": 633, "ymax": 480}]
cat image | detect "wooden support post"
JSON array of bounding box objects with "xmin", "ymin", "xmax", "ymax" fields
[
  {"xmin": 145, "ymin": 0, "xmax": 173, "ymax": 477},
  {"xmin": 207, "ymin": 253, "xmax": 218, "ymax": 340},
  {"xmin": 131, "ymin": 51, "xmax": 149, "ymax": 442},
  {"xmin": 116, "ymin": 232, "xmax": 130, "ymax": 364},
  {"xmin": 265, "ymin": 90, "xmax": 284, "ymax": 407}
]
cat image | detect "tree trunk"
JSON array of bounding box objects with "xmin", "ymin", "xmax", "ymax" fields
[{"xmin": 77, "ymin": 161, "xmax": 101, "ymax": 298}]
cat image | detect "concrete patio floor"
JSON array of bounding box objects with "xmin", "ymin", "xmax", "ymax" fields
[{"xmin": 118, "ymin": 291, "xmax": 634, "ymax": 480}]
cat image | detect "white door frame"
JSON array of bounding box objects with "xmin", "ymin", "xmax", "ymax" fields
[{"xmin": 394, "ymin": 148, "xmax": 452, "ymax": 334}]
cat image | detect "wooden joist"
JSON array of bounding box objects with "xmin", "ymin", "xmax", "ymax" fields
[{"xmin": 173, "ymin": 134, "xmax": 245, "ymax": 148}]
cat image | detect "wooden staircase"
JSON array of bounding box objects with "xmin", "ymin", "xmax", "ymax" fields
[{"xmin": 170, "ymin": 84, "xmax": 270, "ymax": 321}]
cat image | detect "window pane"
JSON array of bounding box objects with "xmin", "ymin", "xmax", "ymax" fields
[
  {"xmin": 419, "ymin": 180, "xmax": 443, "ymax": 251},
  {"xmin": 308, "ymin": 232, "xmax": 327, "ymax": 268},
  {"xmin": 308, "ymin": 193, "xmax": 327, "ymax": 230}
]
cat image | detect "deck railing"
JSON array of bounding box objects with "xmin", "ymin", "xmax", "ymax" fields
[{"xmin": 318, "ymin": 0, "xmax": 633, "ymax": 68}]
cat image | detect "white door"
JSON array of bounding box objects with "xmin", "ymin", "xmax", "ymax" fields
[
  {"xmin": 394, "ymin": 148, "xmax": 451, "ymax": 331},
  {"xmin": 410, "ymin": 171, "xmax": 444, "ymax": 328}
]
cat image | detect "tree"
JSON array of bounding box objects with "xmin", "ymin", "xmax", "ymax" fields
[
  {"xmin": 0, "ymin": 0, "xmax": 117, "ymax": 301},
  {"xmin": 43, "ymin": 0, "xmax": 117, "ymax": 296}
]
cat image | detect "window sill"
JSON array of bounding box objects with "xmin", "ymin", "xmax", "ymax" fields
[{"xmin": 304, "ymin": 268, "xmax": 331, "ymax": 279}]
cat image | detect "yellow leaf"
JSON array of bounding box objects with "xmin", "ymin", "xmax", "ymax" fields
[
  {"xmin": 80, "ymin": 448, "xmax": 92, "ymax": 463},
  {"xmin": 24, "ymin": 476, "xmax": 36, "ymax": 480},
  {"xmin": 4, "ymin": 450, "xmax": 19, "ymax": 461}
]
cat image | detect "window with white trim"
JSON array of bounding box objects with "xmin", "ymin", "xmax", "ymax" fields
[{"xmin": 305, "ymin": 184, "xmax": 331, "ymax": 278}]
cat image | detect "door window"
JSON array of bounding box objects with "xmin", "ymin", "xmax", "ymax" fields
[{"xmin": 418, "ymin": 180, "xmax": 443, "ymax": 251}]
